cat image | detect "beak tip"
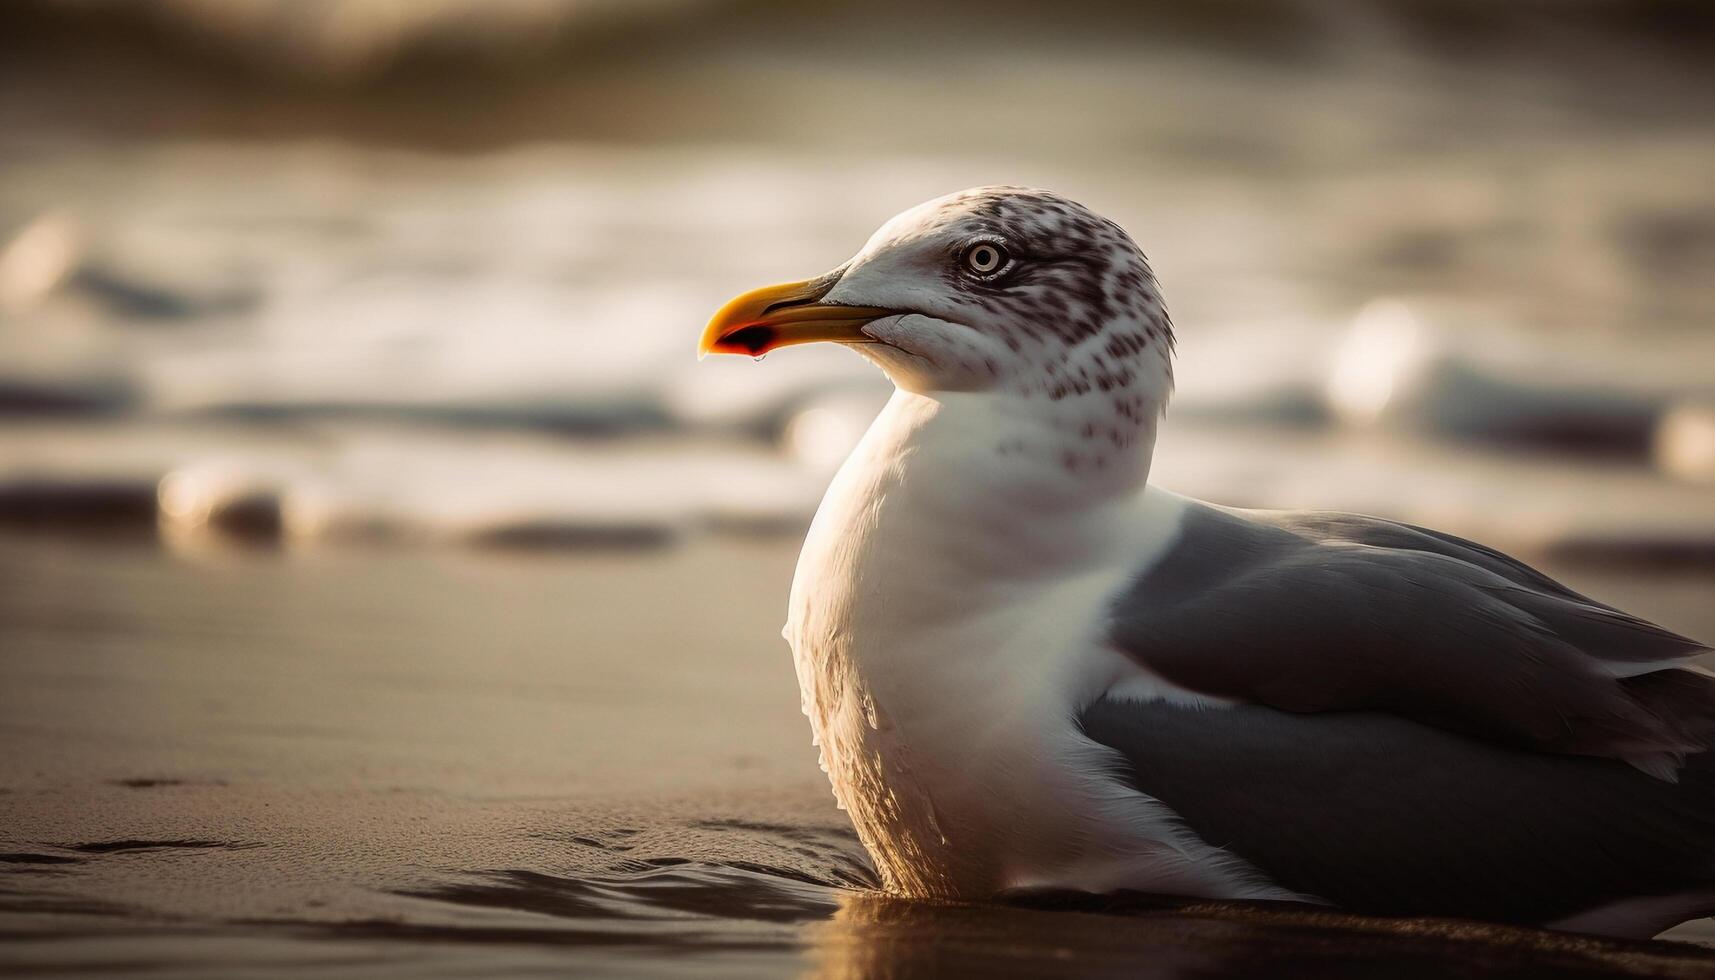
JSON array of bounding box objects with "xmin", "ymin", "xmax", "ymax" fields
[{"xmin": 699, "ymin": 277, "xmax": 888, "ymax": 364}]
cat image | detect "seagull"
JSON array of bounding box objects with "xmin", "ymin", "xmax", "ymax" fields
[{"xmin": 697, "ymin": 186, "xmax": 1715, "ymax": 938}]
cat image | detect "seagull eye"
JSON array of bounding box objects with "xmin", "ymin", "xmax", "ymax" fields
[{"xmin": 961, "ymin": 242, "xmax": 1009, "ymax": 278}]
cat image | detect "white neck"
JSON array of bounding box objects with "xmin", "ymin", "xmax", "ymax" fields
[
  {"xmin": 787, "ymin": 384, "xmax": 1167, "ymax": 654},
  {"xmin": 865, "ymin": 386, "xmax": 1157, "ymax": 570}
]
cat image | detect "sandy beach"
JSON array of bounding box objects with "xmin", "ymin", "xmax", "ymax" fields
[{"xmin": 3, "ymin": 531, "xmax": 1714, "ymax": 977}]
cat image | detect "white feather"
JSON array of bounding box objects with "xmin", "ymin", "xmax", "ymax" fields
[{"xmin": 785, "ymin": 387, "xmax": 1307, "ymax": 902}]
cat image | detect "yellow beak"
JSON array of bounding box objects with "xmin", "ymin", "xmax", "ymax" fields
[{"xmin": 698, "ymin": 276, "xmax": 899, "ymax": 360}]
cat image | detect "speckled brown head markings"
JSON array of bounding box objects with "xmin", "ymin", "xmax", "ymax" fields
[
  {"xmin": 809, "ymin": 185, "xmax": 1179, "ymax": 478},
  {"xmin": 925, "ymin": 187, "xmax": 1175, "ymax": 403}
]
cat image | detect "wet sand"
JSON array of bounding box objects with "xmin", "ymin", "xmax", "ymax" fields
[{"xmin": 5, "ymin": 532, "xmax": 1715, "ymax": 977}]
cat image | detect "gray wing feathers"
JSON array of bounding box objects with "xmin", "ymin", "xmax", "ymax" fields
[
  {"xmin": 1079, "ymin": 697, "xmax": 1715, "ymax": 927},
  {"xmin": 1276, "ymin": 512, "xmax": 1606, "ymax": 608},
  {"xmin": 1107, "ymin": 503, "xmax": 1714, "ymax": 773},
  {"xmin": 1283, "ymin": 510, "xmax": 1705, "ymax": 663}
]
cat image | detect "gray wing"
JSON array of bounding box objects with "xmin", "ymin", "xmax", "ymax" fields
[
  {"xmin": 1106, "ymin": 501, "xmax": 1715, "ymax": 774},
  {"xmin": 1079, "ymin": 695, "xmax": 1715, "ymax": 927}
]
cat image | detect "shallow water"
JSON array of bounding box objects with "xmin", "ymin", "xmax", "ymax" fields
[{"xmin": 4, "ymin": 533, "xmax": 1715, "ymax": 977}]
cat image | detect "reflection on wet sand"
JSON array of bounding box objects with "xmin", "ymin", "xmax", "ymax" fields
[
  {"xmin": 16, "ymin": 835, "xmax": 1715, "ymax": 979},
  {"xmin": 810, "ymin": 891, "xmax": 1715, "ymax": 979}
]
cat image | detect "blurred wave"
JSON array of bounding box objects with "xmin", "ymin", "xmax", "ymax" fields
[
  {"xmin": 7, "ymin": 0, "xmax": 1713, "ymax": 84},
  {"xmin": 0, "ymin": 142, "xmax": 1711, "ymax": 560},
  {"xmin": 0, "ymin": 1, "xmax": 1710, "ymax": 560},
  {"xmin": 3, "ymin": 0, "xmax": 1713, "ymax": 147}
]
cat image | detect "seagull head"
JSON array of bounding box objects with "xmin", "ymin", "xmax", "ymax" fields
[{"xmin": 700, "ymin": 186, "xmax": 1174, "ymax": 409}]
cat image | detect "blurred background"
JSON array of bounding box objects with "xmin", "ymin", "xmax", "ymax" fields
[
  {"xmin": 3, "ymin": 1, "xmax": 1715, "ymax": 975},
  {"xmin": 3, "ymin": 0, "xmax": 1714, "ymax": 555}
]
